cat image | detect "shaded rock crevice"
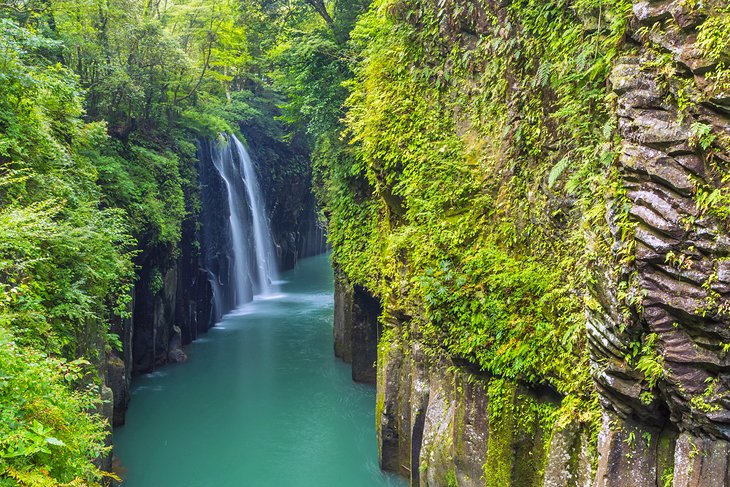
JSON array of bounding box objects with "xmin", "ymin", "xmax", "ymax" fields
[{"xmin": 333, "ymin": 266, "xmax": 382, "ymax": 383}]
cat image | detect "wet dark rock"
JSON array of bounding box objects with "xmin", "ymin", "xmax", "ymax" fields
[
  {"xmin": 590, "ymin": 1, "xmax": 730, "ymax": 482},
  {"xmin": 168, "ymin": 326, "xmax": 188, "ymax": 363},
  {"xmin": 377, "ymin": 339, "xmax": 412, "ymax": 476},
  {"xmin": 632, "ymin": 0, "xmax": 674, "ymax": 24},
  {"xmin": 107, "ymin": 353, "xmax": 129, "ymax": 427},
  {"xmin": 334, "ymin": 265, "xmax": 353, "ymax": 363},
  {"xmin": 351, "ymin": 285, "xmax": 381, "ymax": 383},
  {"xmin": 94, "ymin": 386, "xmax": 115, "ymax": 480},
  {"xmin": 333, "ymin": 270, "xmax": 382, "ymax": 386},
  {"xmin": 673, "ymin": 433, "xmax": 730, "ymax": 487}
]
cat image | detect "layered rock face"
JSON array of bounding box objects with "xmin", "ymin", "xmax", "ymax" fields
[
  {"xmin": 590, "ymin": 1, "xmax": 730, "ymax": 484},
  {"xmin": 334, "ymin": 272, "xmax": 596, "ymax": 487},
  {"xmin": 376, "ymin": 337, "xmax": 597, "ymax": 487},
  {"xmin": 331, "ymin": 0, "xmax": 730, "ymax": 485}
]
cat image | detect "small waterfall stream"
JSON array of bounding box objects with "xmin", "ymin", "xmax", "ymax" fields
[
  {"xmin": 210, "ymin": 138, "xmax": 252, "ymax": 306},
  {"xmin": 203, "ymin": 133, "xmax": 279, "ymax": 314},
  {"xmin": 231, "ymin": 135, "xmax": 279, "ymax": 296}
]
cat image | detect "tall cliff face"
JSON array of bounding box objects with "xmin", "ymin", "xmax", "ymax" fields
[
  {"xmin": 334, "ymin": 273, "xmax": 595, "ymax": 487},
  {"xmin": 325, "ymin": 0, "xmax": 729, "ymax": 484},
  {"xmin": 242, "ymin": 125, "xmax": 328, "ymax": 271},
  {"xmin": 591, "ymin": 2, "xmax": 730, "ymax": 484}
]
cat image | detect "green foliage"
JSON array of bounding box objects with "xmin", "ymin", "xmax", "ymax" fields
[
  {"xmin": 689, "ymin": 377, "xmax": 722, "ymax": 414},
  {"xmin": 696, "ymin": 4, "xmax": 730, "ymax": 97},
  {"xmin": 445, "ymin": 469, "xmax": 457, "ymax": 487},
  {"xmin": 632, "ymin": 333, "xmax": 664, "ymax": 391},
  {"xmin": 148, "ymin": 268, "xmax": 164, "ymax": 296},
  {"xmin": 0, "ymin": 329, "xmax": 108, "ymax": 486},
  {"xmin": 309, "ymin": 0, "xmax": 632, "ymax": 409},
  {"xmin": 418, "ymin": 248, "xmax": 586, "ymax": 391},
  {"xmin": 274, "ymin": 0, "xmax": 640, "ymax": 444},
  {"xmin": 0, "ymin": 20, "xmax": 136, "ymax": 356},
  {"xmin": 0, "ymin": 19, "xmax": 132, "ymax": 483},
  {"xmin": 275, "ymin": 31, "xmax": 350, "ymax": 137},
  {"xmin": 483, "ymin": 378, "xmax": 556, "ymax": 486},
  {"xmin": 689, "ymin": 122, "xmax": 716, "ymax": 151},
  {"xmin": 39, "ymin": 0, "xmax": 250, "ymax": 132},
  {"xmin": 0, "ymin": 196, "xmax": 135, "ymax": 355},
  {"xmin": 0, "ymin": 0, "xmax": 322, "ymax": 479}
]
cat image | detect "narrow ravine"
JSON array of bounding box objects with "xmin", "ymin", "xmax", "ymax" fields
[{"xmin": 113, "ymin": 253, "xmax": 406, "ymax": 487}]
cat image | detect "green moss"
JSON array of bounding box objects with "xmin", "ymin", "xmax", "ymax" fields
[
  {"xmin": 484, "ymin": 379, "xmax": 516, "ymax": 487},
  {"xmin": 452, "ymin": 376, "xmax": 468, "ymax": 460},
  {"xmin": 483, "ymin": 378, "xmax": 559, "ymax": 485},
  {"xmin": 310, "ymin": 0, "xmax": 633, "ymax": 430},
  {"xmin": 375, "ymin": 329, "xmax": 395, "ymax": 432},
  {"xmin": 445, "ymin": 469, "xmax": 458, "ymax": 487}
]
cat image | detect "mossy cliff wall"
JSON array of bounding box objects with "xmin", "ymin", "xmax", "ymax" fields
[
  {"xmin": 325, "ymin": 0, "xmax": 729, "ymax": 484},
  {"xmin": 375, "ymin": 336, "xmax": 597, "ymax": 487},
  {"xmin": 335, "ymin": 276, "xmax": 596, "ymax": 486},
  {"xmin": 591, "ymin": 0, "xmax": 730, "ymax": 484}
]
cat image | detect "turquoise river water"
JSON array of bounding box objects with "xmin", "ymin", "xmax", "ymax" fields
[{"xmin": 113, "ymin": 253, "xmax": 406, "ymax": 487}]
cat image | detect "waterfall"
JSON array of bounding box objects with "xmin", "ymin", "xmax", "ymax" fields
[
  {"xmin": 204, "ymin": 134, "xmax": 278, "ymax": 312},
  {"xmin": 231, "ymin": 135, "xmax": 279, "ymax": 296},
  {"xmin": 210, "ymin": 139, "xmax": 251, "ymax": 306}
]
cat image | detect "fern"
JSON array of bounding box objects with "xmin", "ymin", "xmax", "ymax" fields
[
  {"xmin": 548, "ymin": 157, "xmax": 571, "ymax": 188},
  {"xmin": 537, "ymin": 60, "xmax": 551, "ymax": 87}
]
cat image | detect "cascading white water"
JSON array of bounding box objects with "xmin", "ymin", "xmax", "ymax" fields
[
  {"xmin": 210, "ymin": 138, "xmax": 252, "ymax": 306},
  {"xmin": 231, "ymin": 135, "xmax": 279, "ymax": 296},
  {"xmin": 208, "ymin": 134, "xmax": 278, "ymax": 309}
]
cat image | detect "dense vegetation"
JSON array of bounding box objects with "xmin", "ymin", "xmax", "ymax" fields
[
  {"xmin": 0, "ymin": 0, "xmax": 317, "ymax": 482},
  {"xmin": 1, "ymin": 0, "xmax": 728, "ymax": 482},
  {"xmin": 284, "ymin": 3, "xmax": 616, "ymax": 451},
  {"xmin": 292, "ymin": 0, "xmax": 729, "ymax": 452}
]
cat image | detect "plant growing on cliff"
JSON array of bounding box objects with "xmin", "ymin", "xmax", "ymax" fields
[
  {"xmin": 0, "ymin": 19, "xmax": 135, "ymax": 484},
  {"xmin": 690, "ymin": 377, "xmax": 722, "ymax": 414},
  {"xmin": 696, "ymin": 4, "xmax": 730, "ymax": 96},
  {"xmin": 0, "ymin": 330, "xmax": 109, "ymax": 486},
  {"xmin": 317, "ymin": 0, "xmax": 632, "ymax": 421}
]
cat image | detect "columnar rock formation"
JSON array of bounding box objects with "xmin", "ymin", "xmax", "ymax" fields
[
  {"xmin": 334, "ymin": 268, "xmax": 382, "ymax": 383},
  {"xmin": 332, "ymin": 0, "xmax": 730, "ymax": 485},
  {"xmin": 334, "ymin": 273, "xmax": 597, "ymax": 487},
  {"xmin": 591, "ymin": 1, "xmax": 730, "ymax": 484}
]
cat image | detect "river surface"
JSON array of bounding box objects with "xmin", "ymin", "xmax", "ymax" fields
[{"xmin": 114, "ymin": 253, "xmax": 406, "ymax": 487}]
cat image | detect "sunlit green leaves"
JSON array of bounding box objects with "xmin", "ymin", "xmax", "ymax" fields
[{"xmin": 0, "ymin": 330, "xmax": 107, "ymax": 486}]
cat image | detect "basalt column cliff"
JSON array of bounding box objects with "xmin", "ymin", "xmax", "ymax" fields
[{"xmin": 324, "ymin": 0, "xmax": 730, "ymax": 485}]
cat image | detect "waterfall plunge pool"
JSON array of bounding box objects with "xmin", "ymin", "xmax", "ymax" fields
[{"xmin": 113, "ymin": 254, "xmax": 406, "ymax": 487}]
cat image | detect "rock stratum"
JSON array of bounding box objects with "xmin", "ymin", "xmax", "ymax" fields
[{"xmin": 327, "ymin": 0, "xmax": 730, "ymax": 485}]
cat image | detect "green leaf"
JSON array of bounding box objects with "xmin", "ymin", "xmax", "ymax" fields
[{"xmin": 547, "ymin": 157, "xmax": 571, "ymax": 188}]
